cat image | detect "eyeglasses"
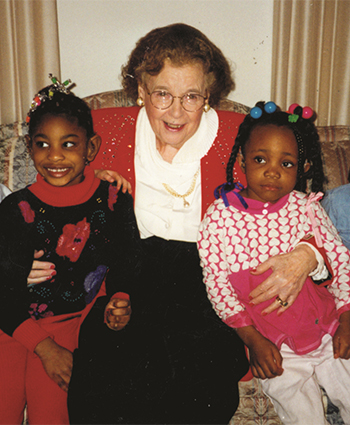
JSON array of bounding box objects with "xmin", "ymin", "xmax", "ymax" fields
[{"xmin": 147, "ymin": 90, "xmax": 207, "ymax": 112}]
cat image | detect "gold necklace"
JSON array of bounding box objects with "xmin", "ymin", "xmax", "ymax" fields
[{"xmin": 162, "ymin": 168, "xmax": 200, "ymax": 208}]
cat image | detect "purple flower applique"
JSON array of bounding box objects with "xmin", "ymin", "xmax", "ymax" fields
[{"xmin": 84, "ymin": 265, "xmax": 108, "ymax": 303}]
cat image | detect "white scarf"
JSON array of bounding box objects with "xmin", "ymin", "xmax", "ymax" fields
[{"xmin": 134, "ymin": 107, "xmax": 219, "ymax": 241}]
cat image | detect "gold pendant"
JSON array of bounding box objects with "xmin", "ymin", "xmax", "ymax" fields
[{"xmin": 183, "ymin": 199, "xmax": 190, "ymax": 208}]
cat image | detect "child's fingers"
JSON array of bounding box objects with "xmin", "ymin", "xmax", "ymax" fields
[
  {"xmin": 108, "ymin": 305, "xmax": 131, "ymax": 317},
  {"xmin": 95, "ymin": 169, "xmax": 115, "ymax": 183},
  {"xmin": 122, "ymin": 180, "xmax": 132, "ymax": 194},
  {"xmin": 107, "ymin": 298, "xmax": 130, "ymax": 311},
  {"xmin": 105, "ymin": 311, "xmax": 130, "ymax": 331},
  {"xmin": 104, "ymin": 298, "xmax": 131, "ymax": 330},
  {"xmin": 34, "ymin": 249, "xmax": 45, "ymax": 259},
  {"xmin": 250, "ymin": 364, "xmax": 263, "ymax": 379},
  {"xmin": 251, "ymin": 362, "xmax": 271, "ymax": 380},
  {"xmin": 114, "ymin": 176, "xmax": 132, "ymax": 194},
  {"xmin": 333, "ymin": 335, "xmax": 341, "ymax": 359},
  {"xmin": 333, "ymin": 336, "xmax": 350, "ymax": 360}
]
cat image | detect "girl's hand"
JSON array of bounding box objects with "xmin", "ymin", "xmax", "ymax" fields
[
  {"xmin": 249, "ymin": 244, "xmax": 317, "ymax": 315},
  {"xmin": 104, "ymin": 297, "xmax": 131, "ymax": 331},
  {"xmin": 249, "ymin": 336, "xmax": 284, "ymax": 379},
  {"xmin": 236, "ymin": 325, "xmax": 283, "ymax": 379},
  {"xmin": 333, "ymin": 311, "xmax": 350, "ymax": 359},
  {"xmin": 94, "ymin": 169, "xmax": 132, "ymax": 194},
  {"xmin": 27, "ymin": 250, "xmax": 56, "ymax": 286},
  {"xmin": 34, "ymin": 337, "xmax": 73, "ymax": 392}
]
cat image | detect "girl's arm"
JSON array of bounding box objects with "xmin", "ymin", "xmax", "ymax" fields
[
  {"xmin": 34, "ymin": 337, "xmax": 73, "ymax": 392},
  {"xmin": 198, "ymin": 206, "xmax": 283, "ymax": 379},
  {"xmin": 197, "ymin": 200, "xmax": 252, "ymax": 327},
  {"xmin": 333, "ymin": 310, "xmax": 350, "ymax": 360},
  {"xmin": 236, "ymin": 325, "xmax": 283, "ymax": 379},
  {"xmin": 0, "ymin": 195, "xmax": 53, "ymax": 349}
]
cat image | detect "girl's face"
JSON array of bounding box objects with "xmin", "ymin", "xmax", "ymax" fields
[
  {"xmin": 238, "ymin": 125, "xmax": 309, "ymax": 204},
  {"xmin": 138, "ymin": 60, "xmax": 209, "ymax": 154},
  {"xmin": 26, "ymin": 114, "xmax": 100, "ymax": 187}
]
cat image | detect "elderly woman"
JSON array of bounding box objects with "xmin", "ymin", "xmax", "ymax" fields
[{"xmin": 29, "ymin": 24, "xmax": 323, "ymax": 424}]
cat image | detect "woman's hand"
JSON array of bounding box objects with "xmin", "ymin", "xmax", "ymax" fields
[
  {"xmin": 249, "ymin": 244, "xmax": 317, "ymax": 315},
  {"xmin": 34, "ymin": 337, "xmax": 73, "ymax": 392},
  {"xmin": 28, "ymin": 250, "xmax": 56, "ymax": 286},
  {"xmin": 104, "ymin": 297, "xmax": 131, "ymax": 331},
  {"xmin": 94, "ymin": 169, "xmax": 132, "ymax": 194}
]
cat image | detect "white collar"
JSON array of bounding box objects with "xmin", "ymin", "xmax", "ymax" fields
[{"xmin": 135, "ymin": 107, "xmax": 218, "ymax": 165}]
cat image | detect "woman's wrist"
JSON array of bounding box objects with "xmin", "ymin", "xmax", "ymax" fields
[{"xmin": 295, "ymin": 240, "xmax": 327, "ymax": 277}]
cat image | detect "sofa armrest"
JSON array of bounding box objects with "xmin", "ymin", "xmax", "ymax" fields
[{"xmin": 0, "ymin": 121, "xmax": 36, "ymax": 191}]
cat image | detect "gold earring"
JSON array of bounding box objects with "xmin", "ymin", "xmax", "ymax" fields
[
  {"xmin": 203, "ymin": 104, "xmax": 210, "ymax": 112},
  {"xmin": 136, "ymin": 98, "xmax": 144, "ymax": 107}
]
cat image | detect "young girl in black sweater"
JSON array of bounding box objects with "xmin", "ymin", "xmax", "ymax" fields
[{"xmin": 0, "ymin": 76, "xmax": 139, "ymax": 424}]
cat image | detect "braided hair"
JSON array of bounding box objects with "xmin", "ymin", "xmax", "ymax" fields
[
  {"xmin": 225, "ymin": 101, "xmax": 325, "ymax": 194},
  {"xmin": 27, "ymin": 85, "xmax": 94, "ymax": 143}
]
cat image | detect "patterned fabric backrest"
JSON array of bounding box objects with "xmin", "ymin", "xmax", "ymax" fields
[
  {"xmin": 0, "ymin": 89, "xmax": 349, "ymax": 192},
  {"xmin": 317, "ymin": 126, "xmax": 350, "ymax": 190}
]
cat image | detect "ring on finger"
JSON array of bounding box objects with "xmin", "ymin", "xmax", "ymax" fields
[{"xmin": 276, "ymin": 296, "xmax": 288, "ymax": 307}]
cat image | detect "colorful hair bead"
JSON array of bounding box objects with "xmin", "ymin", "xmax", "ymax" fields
[
  {"xmin": 287, "ymin": 104, "xmax": 313, "ymax": 122},
  {"xmin": 250, "ymin": 101, "xmax": 277, "ymax": 119},
  {"xmin": 264, "ymin": 101, "xmax": 277, "ymax": 114},
  {"xmin": 288, "ymin": 103, "xmax": 299, "ymax": 114},
  {"xmin": 302, "ymin": 106, "xmax": 313, "ymax": 119},
  {"xmin": 250, "ymin": 106, "xmax": 262, "ymax": 119},
  {"xmin": 26, "ymin": 74, "xmax": 74, "ymax": 124}
]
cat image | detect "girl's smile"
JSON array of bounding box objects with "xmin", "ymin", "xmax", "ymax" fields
[
  {"xmin": 26, "ymin": 115, "xmax": 100, "ymax": 187},
  {"xmin": 238, "ymin": 125, "xmax": 309, "ymax": 204}
]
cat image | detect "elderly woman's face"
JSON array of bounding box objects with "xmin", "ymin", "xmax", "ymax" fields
[{"xmin": 138, "ymin": 61, "xmax": 209, "ymax": 152}]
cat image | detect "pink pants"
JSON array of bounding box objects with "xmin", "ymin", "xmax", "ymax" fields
[{"xmin": 0, "ymin": 291, "xmax": 103, "ymax": 425}]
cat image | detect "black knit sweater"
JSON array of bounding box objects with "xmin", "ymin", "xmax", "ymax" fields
[{"xmin": 0, "ymin": 168, "xmax": 139, "ymax": 350}]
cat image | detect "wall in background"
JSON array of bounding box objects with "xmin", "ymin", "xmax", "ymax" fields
[{"xmin": 57, "ymin": 0, "xmax": 273, "ymax": 107}]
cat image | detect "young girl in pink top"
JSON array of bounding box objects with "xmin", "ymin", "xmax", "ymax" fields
[{"xmin": 197, "ymin": 102, "xmax": 350, "ymax": 424}]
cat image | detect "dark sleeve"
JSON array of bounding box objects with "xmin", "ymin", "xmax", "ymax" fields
[
  {"xmin": 0, "ymin": 193, "xmax": 37, "ymax": 335},
  {"xmin": 104, "ymin": 189, "xmax": 141, "ymax": 300}
]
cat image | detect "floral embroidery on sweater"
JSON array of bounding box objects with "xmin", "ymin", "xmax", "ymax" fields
[
  {"xmin": 19, "ymin": 201, "xmax": 35, "ymax": 223},
  {"xmin": 56, "ymin": 217, "xmax": 91, "ymax": 262}
]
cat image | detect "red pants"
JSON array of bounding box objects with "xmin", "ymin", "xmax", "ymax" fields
[{"xmin": 0, "ymin": 295, "xmax": 100, "ymax": 425}]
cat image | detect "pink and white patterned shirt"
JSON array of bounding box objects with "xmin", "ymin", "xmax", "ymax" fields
[{"xmin": 197, "ymin": 190, "xmax": 350, "ymax": 354}]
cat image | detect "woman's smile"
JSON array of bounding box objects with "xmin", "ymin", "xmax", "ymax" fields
[
  {"xmin": 138, "ymin": 60, "xmax": 208, "ymax": 159},
  {"xmin": 164, "ymin": 121, "xmax": 184, "ymax": 130}
]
